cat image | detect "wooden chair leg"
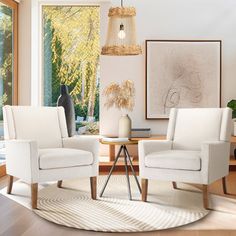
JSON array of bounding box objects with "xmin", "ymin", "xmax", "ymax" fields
[
  {"xmin": 90, "ymin": 177, "xmax": 97, "ymax": 200},
  {"xmin": 7, "ymin": 175, "xmax": 13, "ymax": 194},
  {"xmin": 57, "ymin": 180, "xmax": 63, "ymax": 188},
  {"xmin": 172, "ymin": 181, "xmax": 177, "ymax": 189},
  {"xmin": 222, "ymin": 177, "xmax": 227, "ymax": 194},
  {"xmin": 202, "ymin": 184, "xmax": 209, "ymax": 209},
  {"xmin": 141, "ymin": 178, "xmax": 148, "ymax": 202},
  {"xmin": 31, "ymin": 183, "xmax": 38, "ymax": 209}
]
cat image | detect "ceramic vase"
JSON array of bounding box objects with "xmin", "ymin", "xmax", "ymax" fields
[
  {"xmin": 57, "ymin": 84, "xmax": 76, "ymax": 137},
  {"xmin": 118, "ymin": 114, "xmax": 131, "ymax": 138}
]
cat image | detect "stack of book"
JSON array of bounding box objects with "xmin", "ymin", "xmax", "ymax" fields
[{"xmin": 131, "ymin": 128, "xmax": 151, "ymax": 138}]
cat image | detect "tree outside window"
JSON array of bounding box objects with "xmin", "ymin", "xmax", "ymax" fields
[{"xmin": 43, "ymin": 6, "xmax": 100, "ymax": 135}]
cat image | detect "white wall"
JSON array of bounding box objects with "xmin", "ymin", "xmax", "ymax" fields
[
  {"xmin": 18, "ymin": 0, "xmax": 31, "ymax": 105},
  {"xmin": 18, "ymin": 0, "xmax": 236, "ymax": 135},
  {"xmin": 100, "ymin": 0, "xmax": 236, "ymax": 136}
]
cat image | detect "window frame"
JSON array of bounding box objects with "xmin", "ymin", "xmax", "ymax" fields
[
  {"xmin": 0, "ymin": 0, "xmax": 18, "ymax": 177},
  {"xmin": 0, "ymin": 0, "xmax": 18, "ymax": 105}
]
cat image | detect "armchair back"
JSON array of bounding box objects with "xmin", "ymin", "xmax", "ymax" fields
[
  {"xmin": 167, "ymin": 108, "xmax": 232, "ymax": 150},
  {"xmin": 3, "ymin": 106, "xmax": 68, "ymax": 148}
]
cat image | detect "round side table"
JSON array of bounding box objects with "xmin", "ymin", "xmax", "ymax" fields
[{"xmin": 99, "ymin": 139, "xmax": 141, "ymax": 200}]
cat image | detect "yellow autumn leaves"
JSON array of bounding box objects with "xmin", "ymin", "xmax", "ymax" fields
[{"xmin": 43, "ymin": 6, "xmax": 100, "ymax": 116}]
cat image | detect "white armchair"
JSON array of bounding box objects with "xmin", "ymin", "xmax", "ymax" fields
[
  {"xmin": 3, "ymin": 106, "xmax": 99, "ymax": 209},
  {"xmin": 139, "ymin": 108, "xmax": 232, "ymax": 209}
]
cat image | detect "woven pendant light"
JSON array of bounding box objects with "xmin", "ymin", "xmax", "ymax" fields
[{"xmin": 101, "ymin": 0, "xmax": 142, "ymax": 56}]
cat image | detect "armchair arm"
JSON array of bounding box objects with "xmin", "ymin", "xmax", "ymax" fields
[
  {"xmin": 62, "ymin": 136, "xmax": 99, "ymax": 163},
  {"xmin": 138, "ymin": 140, "xmax": 172, "ymax": 174},
  {"xmin": 201, "ymin": 141, "xmax": 230, "ymax": 184},
  {"xmin": 5, "ymin": 139, "xmax": 39, "ymax": 183}
]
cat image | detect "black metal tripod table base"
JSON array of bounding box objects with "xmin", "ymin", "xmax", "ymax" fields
[{"xmin": 99, "ymin": 144, "xmax": 141, "ymax": 200}]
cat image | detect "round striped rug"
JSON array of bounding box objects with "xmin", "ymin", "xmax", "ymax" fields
[{"xmin": 34, "ymin": 175, "xmax": 208, "ymax": 232}]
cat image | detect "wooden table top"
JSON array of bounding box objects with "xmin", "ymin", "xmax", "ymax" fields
[
  {"xmin": 132, "ymin": 135, "xmax": 236, "ymax": 143},
  {"xmin": 231, "ymin": 136, "xmax": 236, "ymax": 144},
  {"xmin": 100, "ymin": 135, "xmax": 236, "ymax": 145},
  {"xmin": 130, "ymin": 135, "xmax": 166, "ymax": 141},
  {"xmin": 100, "ymin": 139, "xmax": 138, "ymax": 145}
]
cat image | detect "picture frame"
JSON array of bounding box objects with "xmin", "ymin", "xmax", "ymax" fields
[{"xmin": 145, "ymin": 40, "xmax": 222, "ymax": 120}]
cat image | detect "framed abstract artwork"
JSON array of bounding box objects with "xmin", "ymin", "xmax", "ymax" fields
[{"xmin": 145, "ymin": 40, "xmax": 222, "ymax": 119}]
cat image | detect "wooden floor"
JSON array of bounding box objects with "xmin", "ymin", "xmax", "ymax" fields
[{"xmin": 0, "ymin": 173, "xmax": 236, "ymax": 236}]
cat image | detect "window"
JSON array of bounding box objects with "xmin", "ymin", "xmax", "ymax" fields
[
  {"xmin": 0, "ymin": 0, "xmax": 18, "ymax": 168},
  {"xmin": 42, "ymin": 6, "xmax": 100, "ymax": 135}
]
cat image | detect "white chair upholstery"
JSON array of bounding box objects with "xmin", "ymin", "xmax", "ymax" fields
[
  {"xmin": 145, "ymin": 150, "xmax": 201, "ymax": 171},
  {"xmin": 3, "ymin": 106, "xmax": 99, "ymax": 208},
  {"xmin": 38, "ymin": 148, "xmax": 94, "ymax": 170},
  {"xmin": 139, "ymin": 108, "xmax": 232, "ymax": 209}
]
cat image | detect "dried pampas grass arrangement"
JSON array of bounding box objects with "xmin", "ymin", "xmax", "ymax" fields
[{"xmin": 103, "ymin": 80, "xmax": 135, "ymax": 111}]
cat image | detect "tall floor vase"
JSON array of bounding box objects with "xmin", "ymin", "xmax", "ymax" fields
[{"xmin": 57, "ymin": 84, "xmax": 75, "ymax": 137}]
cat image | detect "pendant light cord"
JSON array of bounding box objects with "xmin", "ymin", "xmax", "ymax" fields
[{"xmin": 121, "ymin": 0, "xmax": 123, "ymax": 7}]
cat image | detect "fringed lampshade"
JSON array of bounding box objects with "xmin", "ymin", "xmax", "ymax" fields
[{"xmin": 101, "ymin": 6, "xmax": 142, "ymax": 56}]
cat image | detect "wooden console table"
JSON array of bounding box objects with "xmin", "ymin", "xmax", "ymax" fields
[
  {"xmin": 230, "ymin": 136, "xmax": 236, "ymax": 169},
  {"xmin": 106, "ymin": 136, "xmax": 236, "ymax": 171},
  {"xmin": 0, "ymin": 164, "xmax": 6, "ymax": 178}
]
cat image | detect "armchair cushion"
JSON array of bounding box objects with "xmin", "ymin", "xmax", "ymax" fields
[
  {"xmin": 145, "ymin": 150, "xmax": 201, "ymax": 171},
  {"xmin": 39, "ymin": 148, "xmax": 93, "ymax": 170}
]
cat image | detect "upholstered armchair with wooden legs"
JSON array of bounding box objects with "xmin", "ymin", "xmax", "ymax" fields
[
  {"xmin": 139, "ymin": 108, "xmax": 232, "ymax": 209},
  {"xmin": 3, "ymin": 106, "xmax": 99, "ymax": 209}
]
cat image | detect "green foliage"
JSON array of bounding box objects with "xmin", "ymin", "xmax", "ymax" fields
[
  {"xmin": 76, "ymin": 122, "xmax": 85, "ymax": 130},
  {"xmin": 51, "ymin": 34, "xmax": 62, "ymax": 105},
  {"xmin": 0, "ymin": 5, "xmax": 13, "ymax": 120},
  {"xmin": 227, "ymin": 100, "xmax": 236, "ymax": 119},
  {"xmin": 94, "ymin": 84, "xmax": 100, "ymax": 121},
  {"xmin": 43, "ymin": 6, "xmax": 100, "ymax": 130},
  {"xmin": 74, "ymin": 103, "xmax": 88, "ymax": 119}
]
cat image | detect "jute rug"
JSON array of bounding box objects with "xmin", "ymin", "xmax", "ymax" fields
[{"xmin": 0, "ymin": 175, "xmax": 211, "ymax": 232}]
